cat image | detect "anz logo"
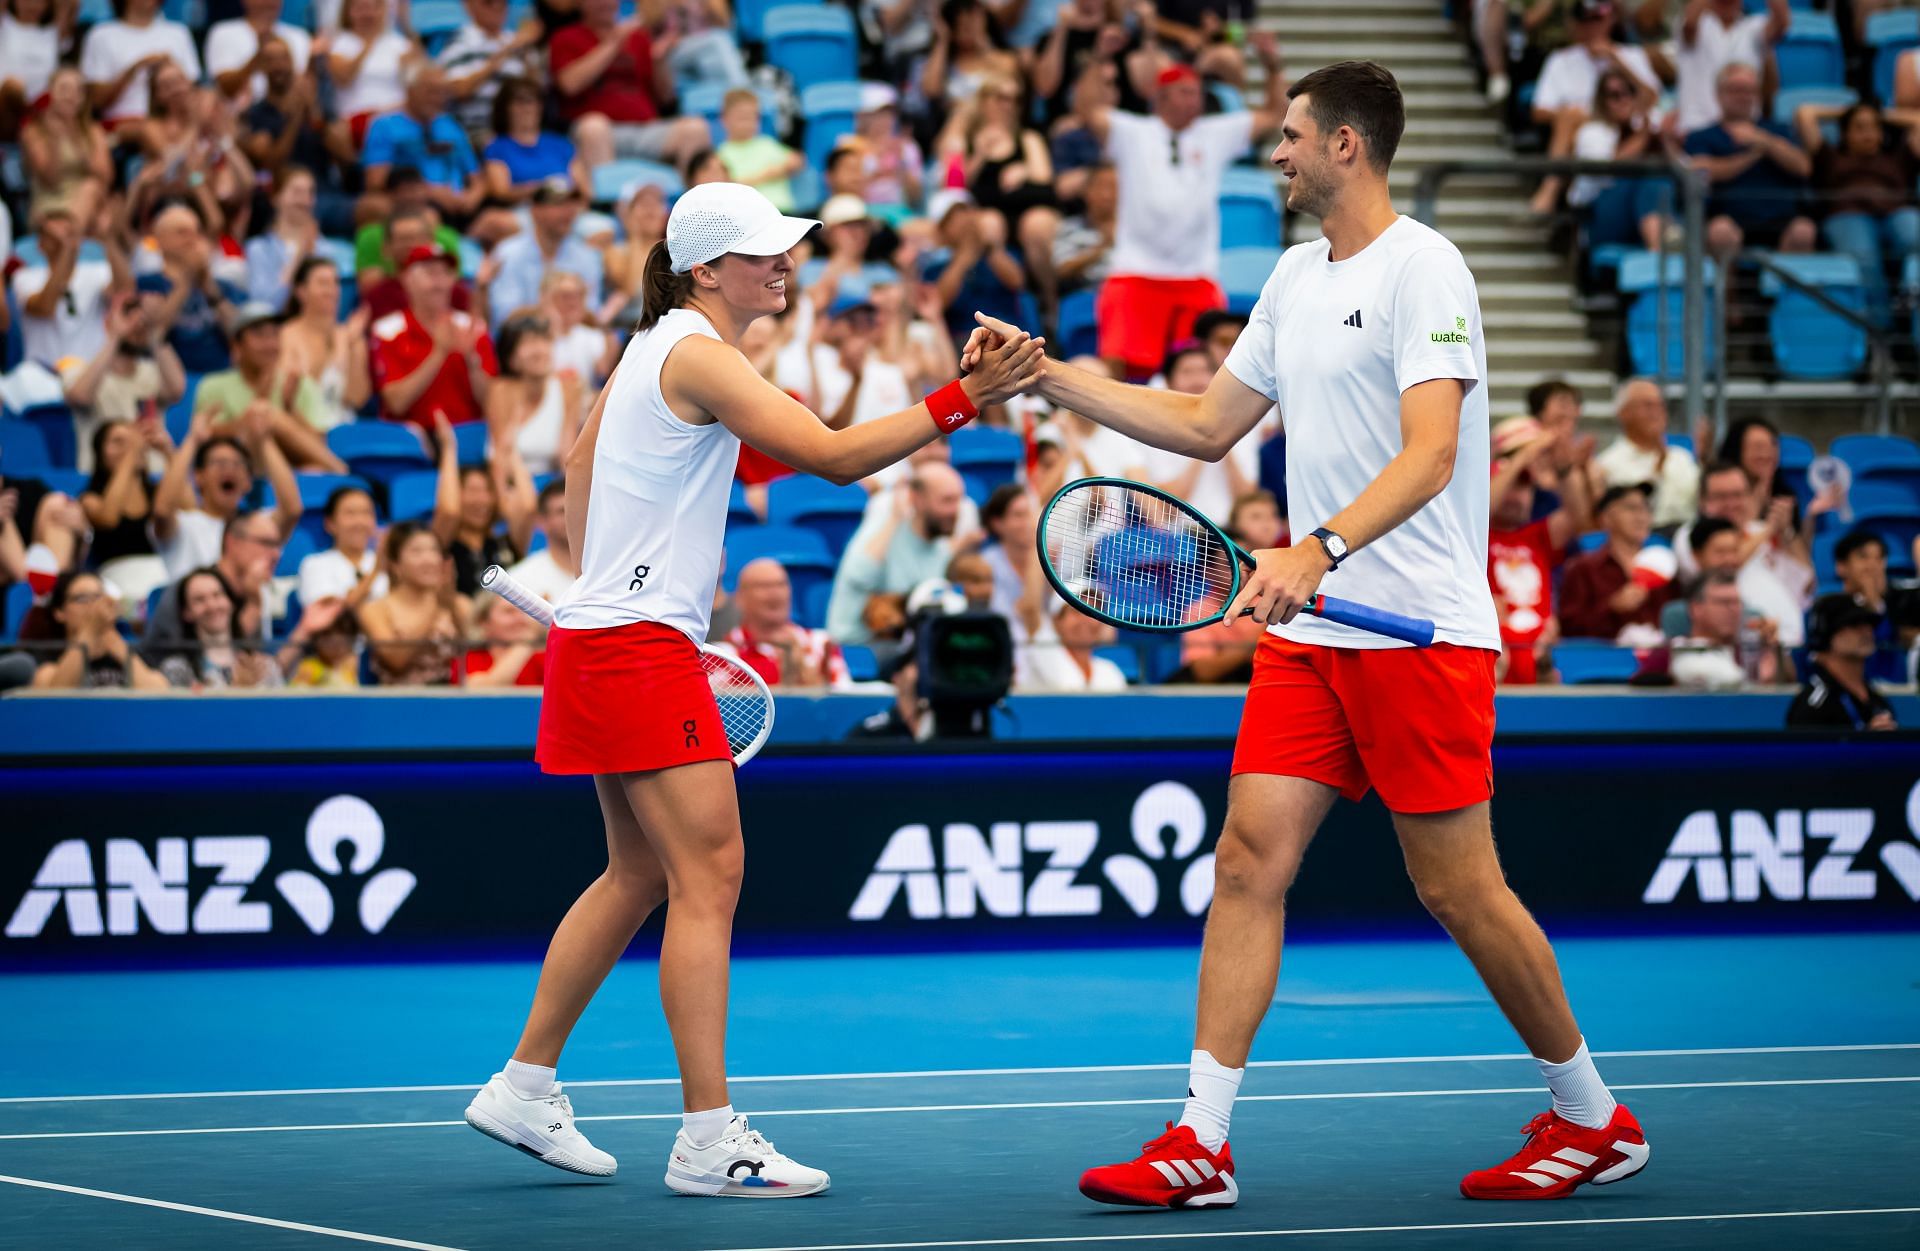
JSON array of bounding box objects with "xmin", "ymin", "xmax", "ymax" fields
[
  {"xmin": 5, "ymin": 796, "xmax": 416, "ymax": 939},
  {"xmin": 850, "ymin": 781, "xmax": 1215, "ymax": 921}
]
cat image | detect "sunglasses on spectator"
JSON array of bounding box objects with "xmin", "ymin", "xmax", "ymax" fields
[{"xmin": 1603, "ymin": 87, "xmax": 1634, "ymax": 101}]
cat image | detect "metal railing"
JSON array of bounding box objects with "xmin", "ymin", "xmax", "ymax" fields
[{"xmin": 1730, "ymin": 250, "xmax": 1902, "ymax": 435}]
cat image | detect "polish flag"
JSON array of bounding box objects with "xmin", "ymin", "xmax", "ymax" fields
[{"xmin": 1631, "ymin": 546, "xmax": 1678, "ymax": 591}]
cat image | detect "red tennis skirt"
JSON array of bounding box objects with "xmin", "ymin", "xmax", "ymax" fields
[{"xmin": 536, "ymin": 620, "xmax": 733, "ymax": 776}]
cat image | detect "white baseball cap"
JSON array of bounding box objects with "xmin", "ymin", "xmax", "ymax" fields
[{"xmin": 666, "ymin": 182, "xmax": 820, "ymax": 274}]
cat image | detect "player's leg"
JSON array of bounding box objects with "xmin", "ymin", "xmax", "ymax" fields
[{"xmin": 620, "ymin": 760, "xmax": 830, "ymax": 1197}]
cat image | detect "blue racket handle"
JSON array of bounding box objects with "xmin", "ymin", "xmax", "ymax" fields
[{"xmin": 1307, "ymin": 594, "xmax": 1436, "ymax": 647}]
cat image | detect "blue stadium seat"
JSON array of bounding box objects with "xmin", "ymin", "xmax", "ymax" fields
[
  {"xmin": 1867, "ymin": 11, "xmax": 1920, "ymax": 104},
  {"xmin": 1850, "ymin": 509, "xmax": 1920, "ymax": 575},
  {"xmin": 327, "ymin": 422, "xmax": 432, "ymax": 488},
  {"xmin": 277, "ymin": 527, "xmax": 318, "ymax": 577},
  {"xmin": 1220, "ymin": 246, "xmax": 1283, "ymax": 314},
  {"xmin": 788, "ymin": 163, "xmax": 826, "ymax": 213},
  {"xmin": 1775, "ymin": 11, "xmax": 1845, "ymax": 87},
  {"xmin": 1770, "ymin": 84, "xmax": 1856, "ymax": 134},
  {"xmin": 728, "ymin": 480, "xmax": 759, "ymax": 529},
  {"xmin": 1058, "ymin": 286, "xmax": 1101, "ymax": 359},
  {"xmin": 590, "ymin": 159, "xmax": 684, "ymax": 207},
  {"xmin": 0, "ymin": 581, "xmax": 31, "ymax": 643},
  {"xmin": 722, "ymin": 524, "xmax": 836, "ymax": 599},
  {"xmin": 1847, "ymin": 480, "xmax": 1920, "ymax": 515},
  {"xmin": 840, "ymin": 643, "xmax": 877, "ymax": 681},
  {"xmin": 735, "ymin": 0, "xmax": 780, "ymax": 40},
  {"xmin": 1831, "ymin": 434, "xmax": 1920, "ymax": 477},
  {"xmin": 452, "ymin": 420, "xmax": 489, "ymax": 467},
  {"xmin": 1619, "ymin": 251, "xmax": 1720, "ymax": 378},
  {"xmin": 797, "ymin": 578, "xmax": 834, "ymax": 630},
  {"xmin": 801, "ymin": 81, "xmax": 863, "ymax": 171},
  {"xmin": 386, "ymin": 470, "xmax": 441, "ymax": 523},
  {"xmin": 412, "ymin": 0, "xmax": 466, "ymax": 54},
  {"xmin": 30, "ymin": 469, "xmax": 87, "ymax": 499},
  {"xmin": 1552, "ymin": 643, "xmax": 1641, "ymax": 684},
  {"xmin": 1762, "ymin": 254, "xmax": 1867, "ymax": 380},
  {"xmin": 0, "ymin": 418, "xmax": 51, "ymax": 474},
  {"xmin": 317, "ymin": 237, "xmax": 359, "ymax": 313},
  {"xmin": 1778, "ymin": 434, "xmax": 1815, "ymax": 470},
  {"xmin": 767, "ymin": 475, "xmax": 868, "ymax": 556},
  {"xmin": 11, "ymin": 401, "xmax": 75, "ymax": 469},
  {"xmin": 949, "ymin": 426, "xmax": 1024, "ymax": 506},
  {"xmin": 1217, "ymin": 168, "xmax": 1282, "ymax": 249},
  {"xmin": 1094, "ymin": 644, "xmax": 1140, "ymax": 684},
  {"xmin": 764, "ymin": 7, "xmax": 858, "ymax": 92},
  {"xmin": 286, "ymin": 473, "xmax": 373, "ymax": 547}
]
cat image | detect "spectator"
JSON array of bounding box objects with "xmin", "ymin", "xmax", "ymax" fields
[
  {"xmin": 542, "ymin": 269, "xmax": 618, "ymax": 386},
  {"xmin": 847, "ymin": 636, "xmax": 924, "ymax": 739},
  {"xmin": 29, "ymin": 570, "xmax": 170, "ymax": 690},
  {"xmin": 1830, "ymin": 528, "xmax": 1920, "ymax": 652},
  {"xmin": 431, "ymin": 411, "xmax": 532, "ymax": 594},
  {"xmin": 462, "ymin": 592, "xmax": 547, "ymax": 686},
  {"xmin": 364, "ymin": 64, "xmax": 495, "ymax": 241},
  {"xmin": 76, "ymin": 419, "xmax": 169, "ymax": 612},
  {"xmin": 505, "ymin": 478, "xmax": 577, "ymax": 601},
  {"xmin": 482, "ymin": 75, "xmax": 588, "ymax": 208},
  {"xmin": 1177, "ymin": 488, "xmax": 1282, "ymax": 683},
  {"xmin": 157, "ymin": 566, "xmax": 288, "ymax": 687},
  {"xmin": 238, "ymin": 37, "xmax": 338, "ymax": 215},
  {"xmin": 1567, "ymin": 68, "xmax": 1670, "ymax": 249},
  {"xmin": 192, "ymin": 302, "xmax": 345, "ymax": 470},
  {"xmin": 13, "ymin": 207, "xmax": 126, "ymax": 375},
  {"xmin": 920, "ymin": 0, "xmax": 1021, "ymax": 113},
  {"xmin": 245, "ymin": 167, "xmax": 324, "ymax": 309},
  {"xmin": 1080, "ymin": 53, "xmax": 1282, "ymax": 378},
  {"xmin": 371, "ymin": 243, "xmax": 498, "ymax": 429},
  {"xmin": 809, "ymin": 294, "xmax": 915, "ymax": 435},
  {"xmin": 599, "ymin": 180, "xmax": 666, "ymax": 323},
  {"xmin": 655, "ymin": 0, "xmax": 750, "ymax": 89},
  {"xmin": 1794, "ymin": 102, "xmax": 1920, "ymax": 329},
  {"xmin": 326, "ymin": 0, "xmax": 421, "ymax": 155},
  {"xmin": 851, "ymin": 83, "xmax": 924, "ymax": 223},
  {"xmin": 1901, "ymin": 47, "xmax": 1920, "ymax": 112},
  {"xmin": 487, "ymin": 313, "xmax": 584, "ymax": 477},
  {"xmin": 482, "ymin": 177, "xmax": 603, "ymax": 326},
  {"xmin": 360, "ymin": 521, "xmax": 471, "ymax": 684},
  {"xmin": 1788, "ymin": 596, "xmax": 1897, "ymax": 729},
  {"xmin": 134, "ymin": 201, "xmax": 248, "ymax": 376},
  {"xmin": 1035, "ymin": 355, "xmax": 1153, "ymax": 491},
  {"xmin": 1510, "ymin": 378, "xmax": 1594, "ymax": 519},
  {"xmin": 128, "ymin": 64, "xmax": 260, "ymax": 234},
  {"xmin": 922, "ymin": 190, "xmax": 1026, "ymax": 348},
  {"xmin": 22, "ymin": 66, "xmax": 112, "ymax": 231},
  {"xmin": 873, "ymin": 278, "xmax": 959, "ymax": 401},
  {"xmin": 722, "ymin": 558, "xmax": 852, "ymax": 688},
  {"xmin": 438, "ymin": 0, "xmax": 543, "ymax": 151},
  {"xmin": 61, "ymin": 294, "xmax": 185, "ymax": 473},
  {"xmin": 941, "ymin": 77, "xmax": 1060, "ymax": 308},
  {"xmin": 206, "ymin": 0, "xmax": 313, "ymax": 104},
  {"xmin": 0, "ymin": 0, "xmax": 67, "ymax": 139},
  {"xmin": 287, "ymin": 606, "xmax": 362, "ymax": 686},
  {"xmin": 1557, "ymin": 483, "xmax": 1677, "ymax": 638},
  {"xmin": 683, "ymin": 148, "xmax": 728, "ymax": 187},
  {"xmin": 1683, "ymin": 63, "xmax": 1817, "ymax": 258},
  {"xmin": 827, "ymin": 462, "xmax": 972, "ymax": 644},
  {"xmin": 978, "ymin": 482, "xmax": 1037, "ymax": 619},
  {"xmin": 552, "ymin": 0, "xmax": 710, "ymax": 170},
  {"xmin": 354, "ymin": 194, "xmax": 468, "ymax": 312},
  {"xmin": 144, "ymin": 506, "xmax": 288, "ymax": 649},
  {"xmin": 79, "ymin": 0, "xmax": 201, "ymax": 129},
  {"xmin": 1020, "ymin": 598, "xmax": 1127, "ymax": 689},
  {"xmin": 865, "ymin": 0, "xmax": 939, "ymax": 86},
  {"xmin": 279, "ymin": 257, "xmax": 375, "ymax": 429},
  {"xmin": 1660, "ymin": 514, "xmax": 1742, "ymax": 634},
  {"xmin": 1144, "ymin": 343, "xmax": 1262, "ymax": 524},
  {"xmin": 1674, "ymin": 459, "xmax": 1810, "ymax": 644},
  {"xmin": 1593, "ymin": 377, "xmax": 1697, "ymax": 527},
  {"xmin": 150, "ymin": 408, "xmax": 299, "ymax": 582},
  {"xmin": 1033, "ymin": 0, "xmax": 1144, "ymax": 124},
  {"xmin": 1669, "ymin": 569, "xmax": 1782, "ymax": 688},
  {"xmin": 1715, "ymin": 414, "xmax": 1834, "ymax": 536},
  {"xmin": 800, "ymin": 194, "xmax": 885, "ymax": 315},
  {"xmin": 823, "ymin": 144, "xmax": 869, "ymax": 202},
  {"xmin": 1526, "ymin": 0, "xmax": 1661, "ymax": 214},
  {"xmin": 1489, "ymin": 416, "xmax": 1594, "ymax": 682},
  {"xmin": 1673, "ymin": 0, "xmax": 1787, "ymax": 136},
  {"xmin": 716, "ymin": 88, "xmax": 802, "ymax": 212},
  {"xmin": 1050, "ymin": 159, "xmax": 1116, "ymax": 295},
  {"xmin": 947, "ymin": 550, "xmax": 997, "ymax": 612},
  {"xmin": 298, "ymin": 484, "xmax": 388, "ymax": 604}
]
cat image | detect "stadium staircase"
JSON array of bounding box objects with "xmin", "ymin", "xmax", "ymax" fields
[{"xmin": 1252, "ymin": 0, "xmax": 1615, "ymax": 416}]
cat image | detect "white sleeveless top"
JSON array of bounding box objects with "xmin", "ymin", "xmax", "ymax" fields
[
  {"xmin": 556, "ymin": 309, "xmax": 739, "ymax": 639},
  {"xmin": 513, "ymin": 376, "xmax": 565, "ymax": 476}
]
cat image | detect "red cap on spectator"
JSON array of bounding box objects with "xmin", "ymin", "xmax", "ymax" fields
[
  {"xmin": 402, "ymin": 244, "xmax": 457, "ymax": 271},
  {"xmin": 1157, "ymin": 64, "xmax": 1200, "ymax": 88}
]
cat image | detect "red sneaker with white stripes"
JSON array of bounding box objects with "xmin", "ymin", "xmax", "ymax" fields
[
  {"xmin": 1460, "ymin": 1105, "xmax": 1650, "ymax": 1199},
  {"xmin": 1078, "ymin": 1122, "xmax": 1237, "ymax": 1208}
]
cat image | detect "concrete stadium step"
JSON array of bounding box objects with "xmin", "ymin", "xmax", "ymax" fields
[
  {"xmin": 1402, "ymin": 89, "xmax": 1503, "ymax": 119},
  {"xmin": 1490, "ymin": 340, "xmax": 1608, "ymax": 368},
  {"xmin": 1261, "ymin": 0, "xmax": 1446, "ymax": 12},
  {"xmin": 1257, "ymin": 61, "xmax": 1478, "ymax": 87},
  {"xmin": 1442, "ymin": 222, "xmax": 1554, "ymax": 247},
  {"xmin": 1475, "ymin": 280, "xmax": 1590, "ymax": 308},
  {"xmin": 1259, "ymin": 13, "xmax": 1455, "ymax": 36},
  {"xmin": 1482, "ymin": 309, "xmax": 1590, "ymax": 336},
  {"xmin": 1279, "ymin": 39, "xmax": 1470, "ymax": 65}
]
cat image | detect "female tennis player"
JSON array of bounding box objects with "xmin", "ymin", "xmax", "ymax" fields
[{"xmin": 463, "ymin": 182, "xmax": 1045, "ymax": 1197}]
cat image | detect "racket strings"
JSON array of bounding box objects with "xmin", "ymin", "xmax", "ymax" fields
[
  {"xmin": 699, "ymin": 651, "xmax": 771, "ymax": 759},
  {"xmin": 1044, "ymin": 485, "xmax": 1237, "ymax": 629}
]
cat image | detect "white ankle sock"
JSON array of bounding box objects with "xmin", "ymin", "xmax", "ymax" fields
[
  {"xmin": 1175, "ymin": 1049, "xmax": 1243, "ymax": 1152},
  {"xmin": 503, "ymin": 1059, "xmax": 556, "ymax": 1100},
  {"xmin": 683, "ymin": 1104, "xmax": 735, "ymax": 1149},
  {"xmin": 1536, "ymin": 1039, "xmax": 1616, "ymax": 1129}
]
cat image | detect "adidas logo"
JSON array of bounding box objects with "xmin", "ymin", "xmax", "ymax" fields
[
  {"xmin": 1508, "ymin": 1145, "xmax": 1599, "ymax": 1188},
  {"xmin": 1342, "ymin": 310, "xmax": 1363, "ymax": 329},
  {"xmin": 1149, "ymin": 1158, "xmax": 1220, "ymax": 1187}
]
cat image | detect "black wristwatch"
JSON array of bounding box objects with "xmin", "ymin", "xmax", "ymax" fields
[{"xmin": 1310, "ymin": 527, "xmax": 1348, "ymax": 570}]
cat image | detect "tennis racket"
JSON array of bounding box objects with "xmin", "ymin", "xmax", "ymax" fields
[
  {"xmin": 1036, "ymin": 477, "xmax": 1437, "ymax": 647},
  {"xmin": 480, "ymin": 565, "xmax": 777, "ymax": 766}
]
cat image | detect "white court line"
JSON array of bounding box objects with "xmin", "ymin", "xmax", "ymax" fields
[
  {"xmin": 3, "ymin": 1042, "xmax": 1914, "ymax": 1105},
  {"xmin": 704, "ymin": 1207, "xmax": 1920, "ymax": 1251},
  {"xmin": 0, "ymin": 1174, "xmax": 463, "ymax": 1249},
  {"xmin": 3, "ymin": 1076, "xmax": 1913, "ymax": 1143}
]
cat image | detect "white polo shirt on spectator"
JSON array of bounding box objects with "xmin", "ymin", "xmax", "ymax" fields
[
  {"xmin": 1674, "ymin": 11, "xmax": 1771, "ymax": 133},
  {"xmin": 79, "ymin": 18, "xmax": 202, "ymax": 122},
  {"xmin": 329, "ymin": 29, "xmax": 414, "ymax": 118},
  {"xmin": 1532, "ymin": 44, "xmax": 1660, "ymax": 113},
  {"xmin": 205, "ymin": 19, "xmax": 313, "ymax": 105},
  {"xmin": 1019, "ymin": 639, "xmax": 1128, "ymax": 690},
  {"xmin": 1595, "ymin": 436, "xmax": 1700, "ymax": 528},
  {"xmin": 1224, "ymin": 215, "xmax": 1500, "ymax": 650},
  {"xmin": 298, "ymin": 547, "xmax": 385, "ymax": 604},
  {"xmin": 506, "ymin": 547, "xmax": 576, "ymax": 603},
  {"xmin": 1107, "ymin": 110, "xmax": 1253, "ymax": 280},
  {"xmin": 153, "ymin": 510, "xmax": 228, "ymax": 582},
  {"xmin": 12, "ymin": 257, "xmax": 115, "ymax": 369}
]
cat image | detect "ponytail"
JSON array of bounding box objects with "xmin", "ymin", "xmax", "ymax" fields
[{"xmin": 638, "ymin": 244, "xmax": 694, "ymax": 332}]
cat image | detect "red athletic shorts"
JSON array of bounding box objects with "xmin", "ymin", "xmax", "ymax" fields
[
  {"xmin": 1096, "ymin": 275, "xmax": 1227, "ymax": 377},
  {"xmin": 536, "ymin": 620, "xmax": 732, "ymax": 775},
  {"xmin": 1231, "ymin": 634, "xmax": 1497, "ymax": 814}
]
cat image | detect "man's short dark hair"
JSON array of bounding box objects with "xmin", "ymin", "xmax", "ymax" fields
[
  {"xmin": 221, "ymin": 508, "xmax": 276, "ymax": 550},
  {"xmin": 825, "ymin": 147, "xmax": 863, "ymax": 178},
  {"xmin": 1161, "ymin": 342, "xmax": 1210, "ymax": 379},
  {"xmin": 1689, "ymin": 569, "xmax": 1739, "ymax": 604},
  {"xmin": 537, "ymin": 477, "xmax": 567, "ymax": 511},
  {"xmin": 1285, "ymin": 60, "xmax": 1405, "ymax": 173},
  {"xmin": 1701, "ymin": 459, "xmax": 1750, "ymax": 488},
  {"xmin": 324, "ymin": 485, "xmax": 373, "ymax": 519},
  {"xmin": 1834, "ymin": 528, "xmax": 1887, "ymax": 565},
  {"xmin": 387, "ymin": 165, "xmax": 426, "ymax": 191},
  {"xmin": 1191, "ymin": 310, "xmax": 1247, "ymax": 344},
  {"xmin": 1688, "ymin": 515, "xmax": 1738, "ymax": 555},
  {"xmin": 193, "ymin": 435, "xmax": 253, "ymax": 474},
  {"xmin": 1526, "ymin": 379, "xmax": 1580, "ymax": 417}
]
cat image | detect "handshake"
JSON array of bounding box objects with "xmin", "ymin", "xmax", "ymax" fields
[{"xmin": 958, "ymin": 313, "xmax": 1052, "ymax": 408}]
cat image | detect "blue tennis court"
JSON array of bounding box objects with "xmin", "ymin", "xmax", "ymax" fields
[{"xmin": 4, "ymin": 930, "xmax": 1916, "ymax": 1250}]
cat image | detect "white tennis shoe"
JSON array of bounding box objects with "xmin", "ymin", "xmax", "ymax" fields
[
  {"xmin": 465, "ymin": 1073, "xmax": 617, "ymax": 1177},
  {"xmin": 664, "ymin": 1115, "xmax": 830, "ymax": 1197}
]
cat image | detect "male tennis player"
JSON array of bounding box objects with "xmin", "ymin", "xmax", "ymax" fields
[
  {"xmin": 462, "ymin": 183, "xmax": 1044, "ymax": 1196},
  {"xmin": 968, "ymin": 60, "xmax": 1648, "ymax": 1207}
]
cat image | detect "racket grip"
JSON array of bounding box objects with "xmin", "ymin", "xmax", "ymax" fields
[
  {"xmin": 1308, "ymin": 594, "xmax": 1436, "ymax": 647},
  {"xmin": 481, "ymin": 564, "xmax": 556, "ymax": 627}
]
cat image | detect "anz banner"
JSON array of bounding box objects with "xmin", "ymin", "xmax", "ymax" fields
[{"xmin": 4, "ymin": 740, "xmax": 1918, "ymax": 963}]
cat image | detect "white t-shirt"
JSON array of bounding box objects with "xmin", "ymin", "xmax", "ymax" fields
[
  {"xmin": 1107, "ymin": 110, "xmax": 1254, "ymax": 281},
  {"xmin": 552, "ymin": 324, "xmax": 612, "ymax": 386},
  {"xmin": 1019, "ymin": 639, "xmax": 1128, "ymax": 691},
  {"xmin": 1594, "ymin": 436, "xmax": 1699, "ymax": 528},
  {"xmin": 1145, "ymin": 417, "xmax": 1272, "ymax": 527},
  {"xmin": 205, "ymin": 19, "xmax": 313, "ymax": 105},
  {"xmin": 153, "ymin": 510, "xmax": 228, "ymax": 582},
  {"xmin": 1223, "ymin": 216, "xmax": 1499, "ymax": 651},
  {"xmin": 1532, "ymin": 45, "xmax": 1659, "ymax": 114},
  {"xmin": 1057, "ymin": 419, "xmax": 1154, "ymax": 481},
  {"xmin": 297, "ymin": 547, "xmax": 385, "ymax": 604},
  {"xmin": 1674, "ymin": 12, "xmax": 1770, "ymax": 134},
  {"xmin": 330, "ymin": 30, "xmax": 414, "ymax": 119},
  {"xmin": 12, "ymin": 259, "xmax": 115, "ymax": 370},
  {"xmin": 507, "ymin": 547, "xmax": 577, "ymax": 603},
  {"xmin": 0, "ymin": 14, "xmax": 62, "ymax": 100},
  {"xmin": 79, "ymin": 19, "xmax": 202, "ymax": 122}
]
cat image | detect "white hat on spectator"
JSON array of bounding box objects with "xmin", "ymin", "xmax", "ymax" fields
[
  {"xmin": 819, "ymin": 194, "xmax": 871, "ymax": 228},
  {"xmin": 926, "ymin": 188, "xmax": 973, "ymax": 225},
  {"xmin": 667, "ymin": 182, "xmax": 821, "ymax": 274},
  {"xmin": 858, "ymin": 82, "xmax": 899, "ymax": 114}
]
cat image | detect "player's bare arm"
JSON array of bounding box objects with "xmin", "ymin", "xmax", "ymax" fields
[
  {"xmin": 1227, "ymin": 378, "xmax": 1465, "ymax": 626},
  {"xmin": 561, "ymin": 365, "xmax": 618, "ymax": 562}
]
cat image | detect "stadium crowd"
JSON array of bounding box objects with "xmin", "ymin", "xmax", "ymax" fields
[{"xmin": 0, "ymin": 0, "xmax": 1910, "ymax": 727}]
